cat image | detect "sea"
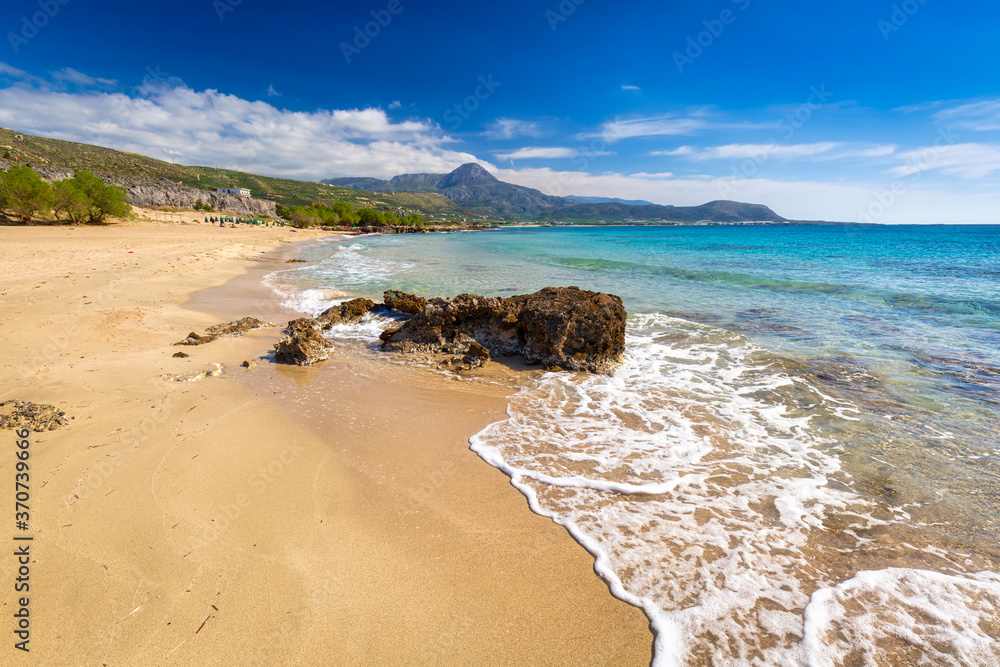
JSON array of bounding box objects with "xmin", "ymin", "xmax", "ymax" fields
[{"xmin": 265, "ymin": 224, "xmax": 1000, "ymax": 666}]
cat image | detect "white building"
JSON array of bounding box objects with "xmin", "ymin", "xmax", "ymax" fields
[{"xmin": 216, "ymin": 187, "xmax": 251, "ymax": 197}]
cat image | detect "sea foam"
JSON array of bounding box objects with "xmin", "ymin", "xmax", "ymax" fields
[{"xmin": 471, "ymin": 313, "xmax": 995, "ymax": 665}]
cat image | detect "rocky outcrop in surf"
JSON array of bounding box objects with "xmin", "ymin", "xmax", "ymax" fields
[
  {"xmin": 379, "ymin": 286, "xmax": 626, "ymax": 373},
  {"xmin": 382, "ymin": 290, "xmax": 426, "ymax": 315},
  {"xmin": 317, "ymin": 298, "xmax": 377, "ymax": 328}
]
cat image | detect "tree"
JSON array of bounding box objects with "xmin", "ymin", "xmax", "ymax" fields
[
  {"xmin": 0, "ymin": 165, "xmax": 53, "ymax": 223},
  {"xmin": 52, "ymin": 179, "xmax": 91, "ymax": 224},
  {"xmin": 289, "ymin": 207, "xmax": 321, "ymax": 228},
  {"xmin": 357, "ymin": 208, "xmax": 385, "ymax": 226},
  {"xmin": 332, "ymin": 201, "xmax": 359, "ymax": 226},
  {"xmin": 70, "ymin": 171, "xmax": 131, "ymax": 224}
]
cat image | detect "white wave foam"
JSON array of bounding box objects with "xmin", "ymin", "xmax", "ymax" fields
[
  {"xmin": 263, "ymin": 240, "xmax": 412, "ymax": 316},
  {"xmin": 470, "ymin": 313, "xmax": 918, "ymax": 665},
  {"xmin": 803, "ymin": 569, "xmax": 1000, "ymax": 666}
]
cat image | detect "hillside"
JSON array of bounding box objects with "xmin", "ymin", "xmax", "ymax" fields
[{"xmin": 0, "ymin": 128, "xmax": 473, "ymax": 220}]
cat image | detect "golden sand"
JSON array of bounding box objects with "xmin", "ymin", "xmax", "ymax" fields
[{"xmin": 0, "ymin": 216, "xmax": 650, "ymax": 665}]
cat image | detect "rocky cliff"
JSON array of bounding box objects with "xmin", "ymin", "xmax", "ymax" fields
[{"xmin": 1, "ymin": 160, "xmax": 277, "ymax": 217}]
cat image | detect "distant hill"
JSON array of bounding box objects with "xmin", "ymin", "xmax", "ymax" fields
[
  {"xmin": 326, "ymin": 163, "xmax": 566, "ymax": 218},
  {"xmin": 0, "ymin": 128, "xmax": 472, "ymax": 220},
  {"xmin": 327, "ymin": 163, "xmax": 787, "ymax": 223},
  {"xmin": 566, "ymin": 196, "xmax": 657, "ymax": 206},
  {"xmin": 540, "ymin": 200, "xmax": 786, "ymax": 223}
]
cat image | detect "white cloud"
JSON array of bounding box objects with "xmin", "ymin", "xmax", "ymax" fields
[
  {"xmin": 621, "ymin": 85, "xmax": 641, "ymax": 92},
  {"xmin": 0, "ymin": 62, "xmax": 29, "ymax": 79},
  {"xmin": 934, "ymin": 99, "xmax": 1000, "ymax": 132},
  {"xmin": 388, "ymin": 100, "xmax": 402, "ymax": 109},
  {"xmin": 495, "ymin": 146, "xmax": 578, "ymax": 160},
  {"xmin": 698, "ymin": 142, "xmax": 841, "ymax": 160},
  {"xmin": 891, "ymin": 143, "xmax": 1000, "ymax": 179},
  {"xmin": 841, "ymin": 144, "xmax": 898, "ymax": 158},
  {"xmin": 266, "ymin": 84, "xmax": 281, "ymax": 97},
  {"xmin": 0, "ymin": 82, "xmax": 479, "ymax": 180},
  {"xmin": 650, "ymin": 146, "xmax": 694, "ymax": 156},
  {"xmin": 483, "ymin": 117, "xmax": 544, "ymax": 140},
  {"xmin": 52, "ymin": 68, "xmax": 117, "ymax": 88},
  {"xmin": 593, "ymin": 114, "xmax": 772, "ymax": 142},
  {"xmin": 651, "ymin": 142, "xmax": 897, "ymax": 161}
]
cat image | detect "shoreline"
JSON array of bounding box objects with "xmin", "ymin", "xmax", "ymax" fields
[{"xmin": 0, "ymin": 220, "xmax": 652, "ymax": 665}]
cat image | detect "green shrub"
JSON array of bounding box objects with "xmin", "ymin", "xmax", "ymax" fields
[
  {"xmin": 70, "ymin": 171, "xmax": 131, "ymax": 224},
  {"xmin": 52, "ymin": 179, "xmax": 91, "ymax": 224},
  {"xmin": 0, "ymin": 165, "xmax": 54, "ymax": 223}
]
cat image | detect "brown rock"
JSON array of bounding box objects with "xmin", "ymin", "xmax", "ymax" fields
[
  {"xmin": 172, "ymin": 351, "xmax": 190, "ymax": 358},
  {"xmin": 274, "ymin": 327, "xmax": 333, "ymax": 366},
  {"xmin": 383, "ymin": 290, "xmax": 426, "ymax": 315},
  {"xmin": 284, "ymin": 317, "xmax": 321, "ymax": 336},
  {"xmin": 175, "ymin": 331, "xmax": 216, "ymax": 346},
  {"xmin": 205, "ymin": 317, "xmax": 275, "ymax": 337},
  {"xmin": 318, "ymin": 298, "xmax": 376, "ymax": 328},
  {"xmin": 380, "ymin": 287, "xmax": 625, "ymax": 373}
]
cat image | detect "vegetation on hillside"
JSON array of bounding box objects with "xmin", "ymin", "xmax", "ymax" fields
[
  {"xmin": 0, "ymin": 167, "xmax": 130, "ymax": 224},
  {"xmin": 0, "ymin": 128, "xmax": 474, "ymax": 220},
  {"xmin": 276, "ymin": 201, "xmax": 431, "ymax": 229}
]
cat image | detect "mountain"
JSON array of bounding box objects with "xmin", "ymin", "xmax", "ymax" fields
[
  {"xmin": 567, "ymin": 196, "xmax": 657, "ymax": 206},
  {"xmin": 540, "ymin": 200, "xmax": 786, "ymax": 224},
  {"xmin": 326, "ymin": 163, "xmax": 788, "ymax": 223},
  {"xmin": 324, "ymin": 163, "xmax": 566, "ymax": 218}
]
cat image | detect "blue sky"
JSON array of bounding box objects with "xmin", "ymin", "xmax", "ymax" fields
[{"xmin": 2, "ymin": 0, "xmax": 1000, "ymax": 222}]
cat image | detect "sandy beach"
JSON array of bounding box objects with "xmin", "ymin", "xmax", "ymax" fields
[{"xmin": 0, "ymin": 216, "xmax": 651, "ymax": 665}]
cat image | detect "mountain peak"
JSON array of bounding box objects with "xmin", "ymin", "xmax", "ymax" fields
[{"xmin": 437, "ymin": 163, "xmax": 498, "ymax": 189}]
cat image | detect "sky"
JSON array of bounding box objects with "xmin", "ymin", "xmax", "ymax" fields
[{"xmin": 1, "ymin": 0, "xmax": 999, "ymax": 222}]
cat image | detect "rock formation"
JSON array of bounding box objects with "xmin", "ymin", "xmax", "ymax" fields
[
  {"xmin": 26, "ymin": 166, "xmax": 277, "ymax": 217},
  {"xmin": 382, "ymin": 290, "xmax": 426, "ymax": 314},
  {"xmin": 176, "ymin": 317, "xmax": 275, "ymax": 345},
  {"xmin": 380, "ymin": 286, "xmax": 626, "ymax": 373},
  {"xmin": 274, "ymin": 321, "xmax": 334, "ymax": 366},
  {"xmin": 205, "ymin": 317, "xmax": 276, "ymax": 337},
  {"xmin": 318, "ymin": 299, "xmax": 377, "ymax": 328}
]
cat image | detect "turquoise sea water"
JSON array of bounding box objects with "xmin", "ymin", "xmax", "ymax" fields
[{"xmin": 269, "ymin": 225, "xmax": 1000, "ymax": 665}]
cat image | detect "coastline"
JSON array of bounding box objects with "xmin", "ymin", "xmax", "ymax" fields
[{"xmin": 0, "ymin": 220, "xmax": 651, "ymax": 665}]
